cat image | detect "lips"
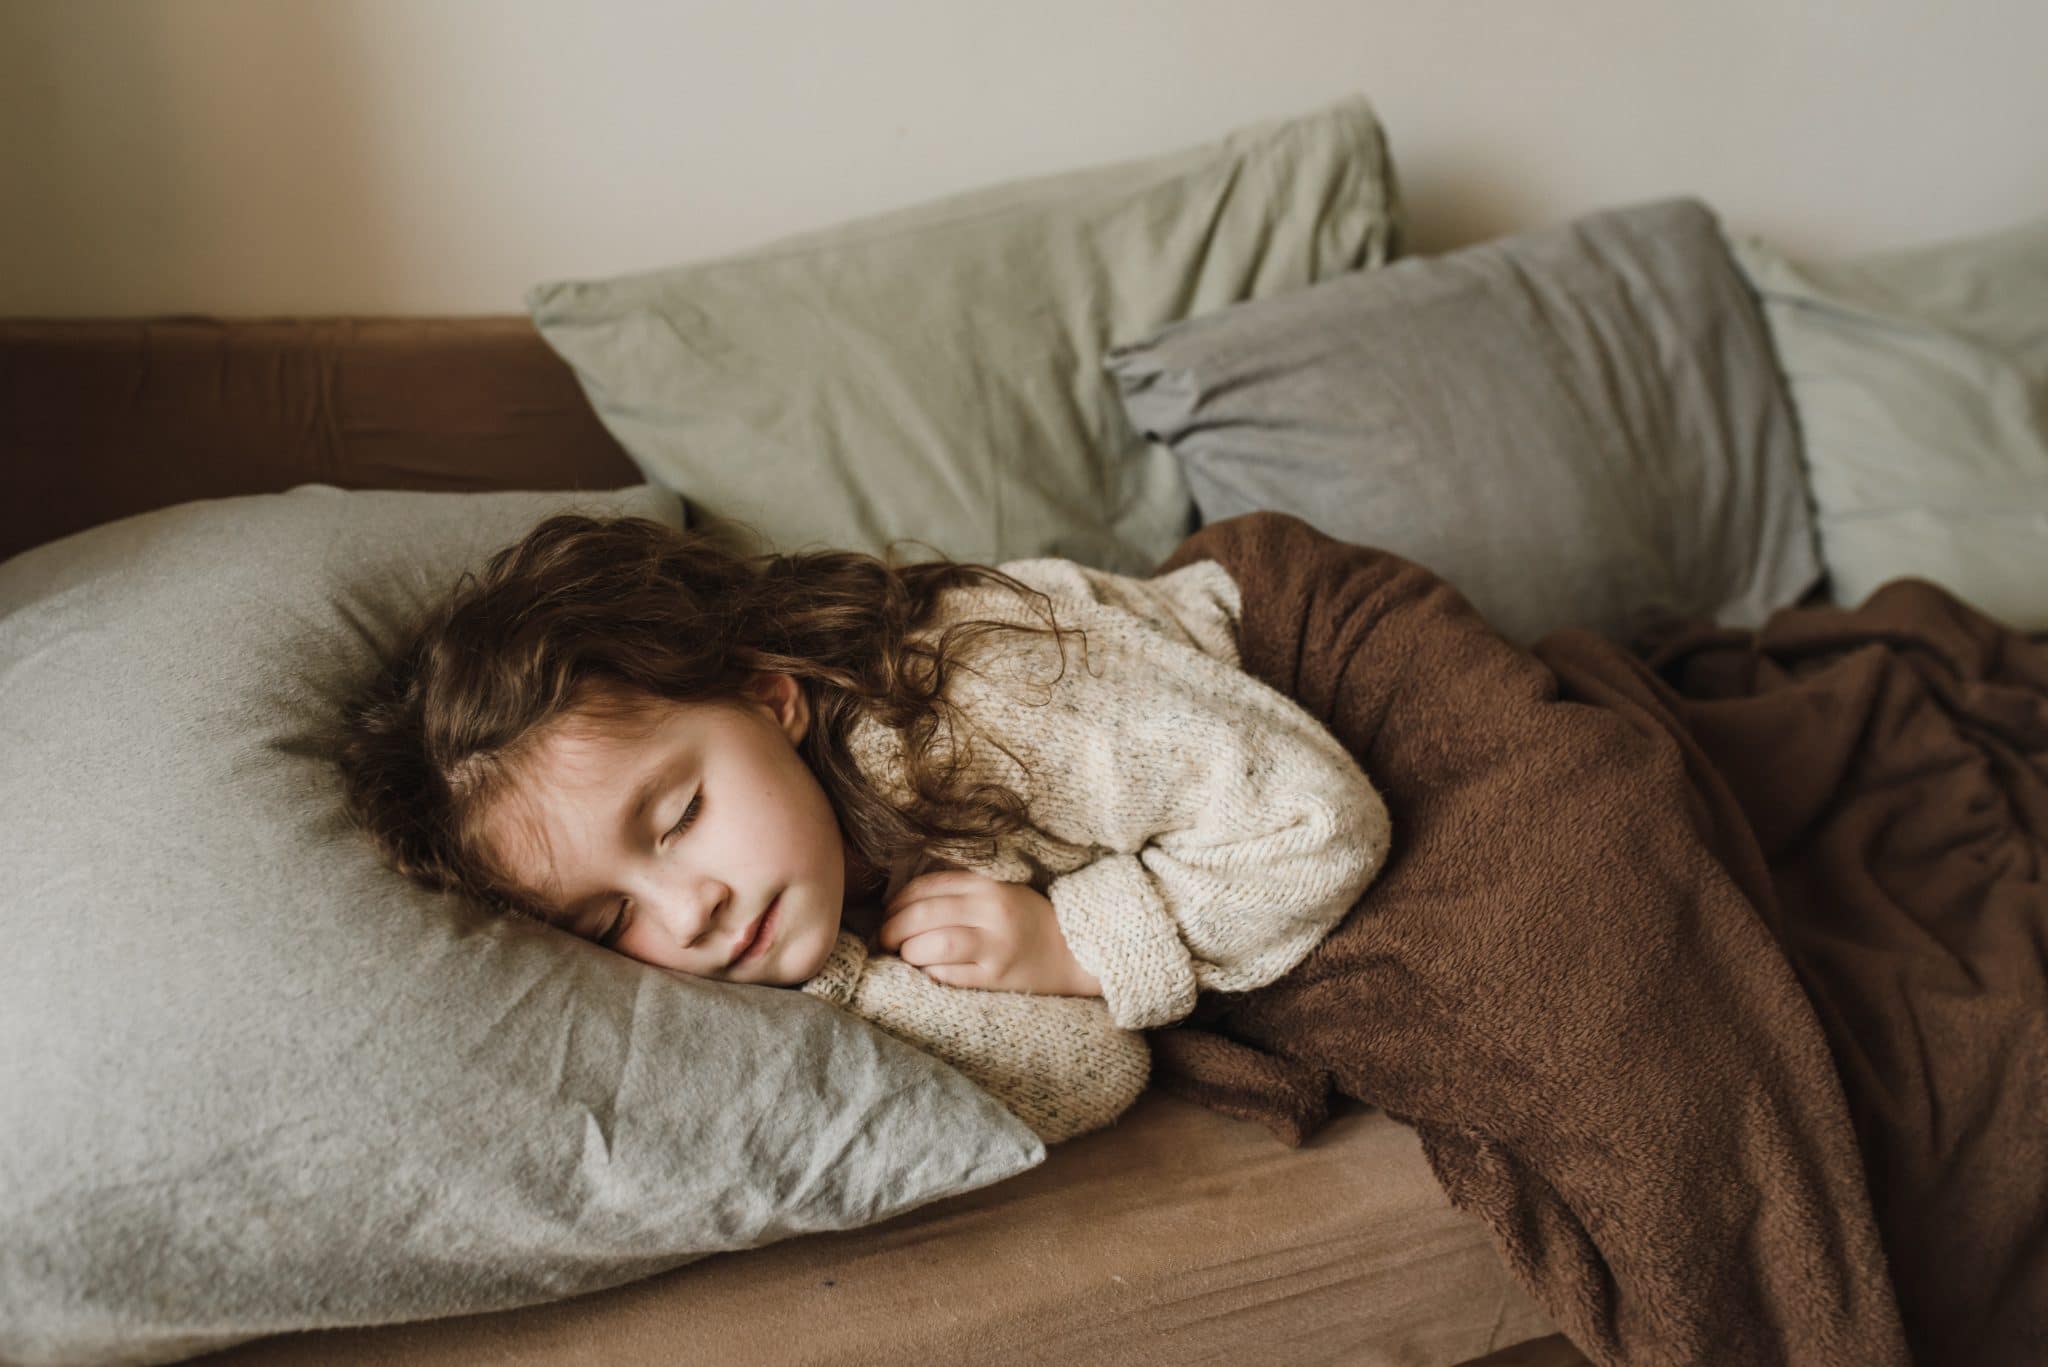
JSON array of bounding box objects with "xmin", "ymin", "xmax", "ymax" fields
[{"xmin": 731, "ymin": 893, "xmax": 780, "ymax": 966}]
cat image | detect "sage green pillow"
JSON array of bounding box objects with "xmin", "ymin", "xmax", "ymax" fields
[
  {"xmin": 526, "ymin": 94, "xmax": 1400, "ymax": 575},
  {"xmin": 0, "ymin": 484, "xmax": 1043, "ymax": 1367},
  {"xmin": 1729, "ymin": 219, "xmax": 2048, "ymax": 629}
]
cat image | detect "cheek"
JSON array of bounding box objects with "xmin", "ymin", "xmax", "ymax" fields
[
  {"xmin": 804, "ymin": 798, "xmax": 846, "ymax": 869},
  {"xmin": 764, "ymin": 756, "xmax": 832, "ymax": 843}
]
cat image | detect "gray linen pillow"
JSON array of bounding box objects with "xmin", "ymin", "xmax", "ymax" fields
[
  {"xmin": 1106, "ymin": 198, "xmax": 1824, "ymax": 646},
  {"xmin": 1728, "ymin": 219, "xmax": 2048, "ymax": 629},
  {"xmin": 0, "ymin": 485, "xmax": 1043, "ymax": 1367},
  {"xmin": 527, "ymin": 93, "xmax": 1400, "ymax": 576}
]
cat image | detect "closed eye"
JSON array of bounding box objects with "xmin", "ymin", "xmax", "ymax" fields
[
  {"xmin": 664, "ymin": 793, "xmax": 702, "ymax": 842},
  {"xmin": 594, "ymin": 794, "xmax": 702, "ymax": 948}
]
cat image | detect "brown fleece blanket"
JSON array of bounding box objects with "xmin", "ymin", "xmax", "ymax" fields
[{"xmin": 1144, "ymin": 511, "xmax": 2046, "ymax": 1366}]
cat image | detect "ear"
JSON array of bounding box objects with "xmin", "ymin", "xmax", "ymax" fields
[{"xmin": 745, "ymin": 671, "xmax": 811, "ymax": 744}]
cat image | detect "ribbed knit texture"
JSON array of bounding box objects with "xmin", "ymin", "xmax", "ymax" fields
[
  {"xmin": 800, "ymin": 931, "xmax": 1151, "ymax": 1145},
  {"xmin": 799, "ymin": 556, "xmax": 1392, "ymax": 1143}
]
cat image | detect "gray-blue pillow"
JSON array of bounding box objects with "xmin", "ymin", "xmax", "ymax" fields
[{"xmin": 1107, "ymin": 198, "xmax": 1823, "ymax": 646}]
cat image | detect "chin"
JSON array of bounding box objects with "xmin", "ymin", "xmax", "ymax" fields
[
  {"xmin": 783, "ymin": 942, "xmax": 827, "ymax": 986},
  {"xmin": 785, "ymin": 923, "xmax": 840, "ymax": 982}
]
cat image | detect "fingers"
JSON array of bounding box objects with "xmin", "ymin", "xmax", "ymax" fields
[
  {"xmin": 879, "ymin": 871, "xmax": 1011, "ymax": 981},
  {"xmin": 879, "ymin": 869, "xmax": 994, "ymax": 951},
  {"xmin": 884, "ymin": 868, "xmax": 990, "ymax": 914},
  {"xmin": 877, "ymin": 894, "xmax": 969, "ymax": 954},
  {"xmin": 893, "ymin": 925, "xmax": 973, "ymax": 969}
]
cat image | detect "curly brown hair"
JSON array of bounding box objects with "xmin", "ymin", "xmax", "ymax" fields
[{"xmin": 334, "ymin": 513, "xmax": 1091, "ymax": 929}]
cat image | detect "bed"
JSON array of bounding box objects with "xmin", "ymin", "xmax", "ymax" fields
[{"xmin": 0, "ymin": 316, "xmax": 1571, "ymax": 1367}]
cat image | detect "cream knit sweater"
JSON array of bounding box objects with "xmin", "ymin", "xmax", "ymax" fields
[{"xmin": 798, "ymin": 557, "xmax": 1392, "ymax": 1145}]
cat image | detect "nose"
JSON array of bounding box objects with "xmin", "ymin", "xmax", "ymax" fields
[{"xmin": 641, "ymin": 874, "xmax": 729, "ymax": 945}]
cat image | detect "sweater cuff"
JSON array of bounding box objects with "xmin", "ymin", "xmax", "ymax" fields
[
  {"xmin": 1046, "ymin": 854, "xmax": 1199, "ymax": 1031},
  {"xmin": 798, "ymin": 931, "xmax": 869, "ymax": 1009}
]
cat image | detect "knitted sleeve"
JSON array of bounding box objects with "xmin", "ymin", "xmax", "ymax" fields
[
  {"xmin": 801, "ymin": 931, "xmax": 1151, "ymax": 1145},
  {"xmin": 985, "ymin": 559, "xmax": 1394, "ymax": 1033}
]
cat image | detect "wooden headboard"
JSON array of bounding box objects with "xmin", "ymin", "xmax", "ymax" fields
[{"xmin": 0, "ymin": 317, "xmax": 640, "ymax": 564}]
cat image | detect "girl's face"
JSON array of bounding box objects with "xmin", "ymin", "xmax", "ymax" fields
[{"xmin": 482, "ymin": 674, "xmax": 855, "ymax": 986}]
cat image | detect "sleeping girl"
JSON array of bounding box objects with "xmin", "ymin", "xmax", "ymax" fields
[{"xmin": 335, "ymin": 514, "xmax": 1391, "ymax": 1143}]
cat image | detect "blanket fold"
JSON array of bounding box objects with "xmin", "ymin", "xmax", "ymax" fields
[
  {"xmin": 1629, "ymin": 584, "xmax": 2048, "ymax": 1362},
  {"xmin": 1142, "ymin": 511, "xmax": 2043, "ymax": 1365}
]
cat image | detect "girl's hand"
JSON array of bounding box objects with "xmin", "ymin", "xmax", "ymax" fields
[{"xmin": 878, "ymin": 869, "xmax": 1104, "ymax": 998}]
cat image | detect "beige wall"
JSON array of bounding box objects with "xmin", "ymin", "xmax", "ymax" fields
[{"xmin": 2, "ymin": 0, "xmax": 2043, "ymax": 317}]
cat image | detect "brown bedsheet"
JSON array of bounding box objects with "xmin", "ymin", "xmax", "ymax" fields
[{"xmin": 1147, "ymin": 511, "xmax": 2046, "ymax": 1365}]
